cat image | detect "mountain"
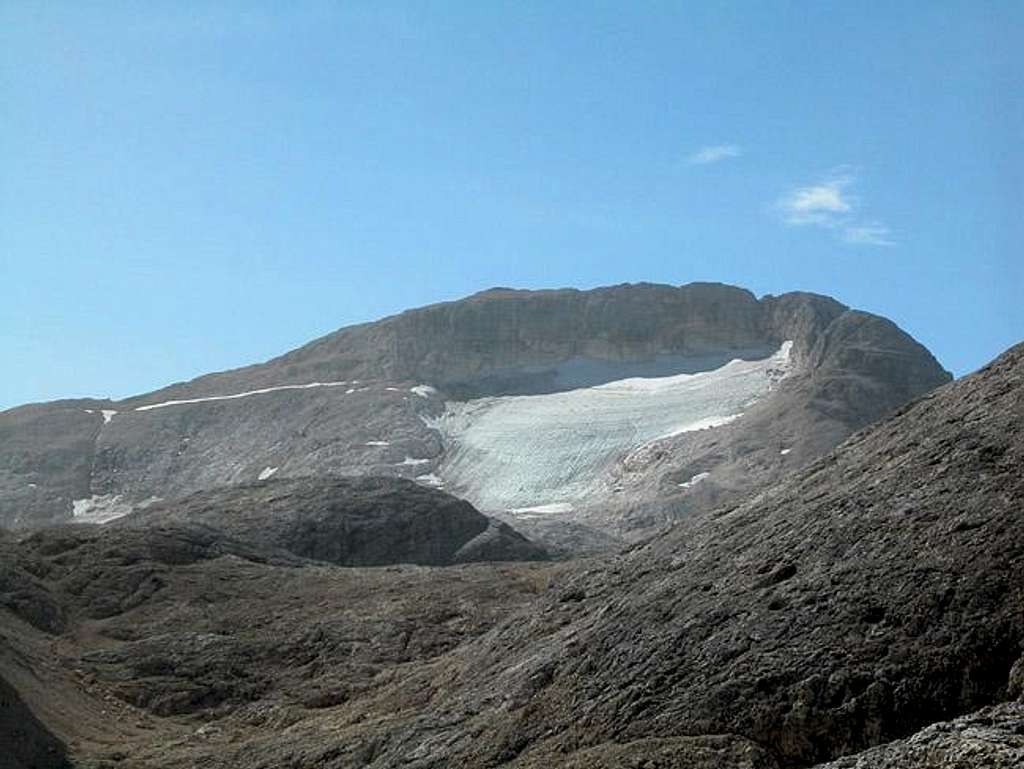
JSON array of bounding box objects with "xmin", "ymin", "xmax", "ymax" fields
[
  {"xmin": 316, "ymin": 340, "xmax": 1015, "ymax": 768},
  {"xmin": 0, "ymin": 341, "xmax": 1018, "ymax": 767},
  {"xmin": 0, "ymin": 282, "xmax": 950, "ymax": 550}
]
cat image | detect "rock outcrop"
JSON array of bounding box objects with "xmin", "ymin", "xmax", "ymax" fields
[
  {"xmin": 815, "ymin": 701, "xmax": 1024, "ymax": 768},
  {"xmin": 122, "ymin": 476, "xmax": 548, "ymax": 566}
]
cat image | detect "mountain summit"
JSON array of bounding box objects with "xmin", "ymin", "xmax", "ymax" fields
[{"xmin": 0, "ymin": 282, "xmax": 950, "ymax": 547}]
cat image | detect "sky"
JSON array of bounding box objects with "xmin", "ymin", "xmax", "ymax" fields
[{"xmin": 1, "ymin": 2, "xmax": 1021, "ymax": 409}]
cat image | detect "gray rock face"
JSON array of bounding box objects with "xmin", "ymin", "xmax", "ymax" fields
[
  {"xmin": 117, "ymin": 283, "xmax": 934, "ymax": 400},
  {"xmin": 0, "ymin": 282, "xmax": 951, "ymax": 548},
  {"xmin": 814, "ymin": 701, "xmax": 1024, "ymax": 768},
  {"xmin": 0, "ymin": 403, "xmax": 102, "ymax": 530}
]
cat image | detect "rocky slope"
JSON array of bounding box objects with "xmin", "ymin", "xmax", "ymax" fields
[
  {"xmin": 816, "ymin": 701, "xmax": 1024, "ymax": 768},
  {"xmin": 0, "ymin": 509, "xmax": 561, "ymax": 766},
  {"xmin": 81, "ymin": 338, "xmax": 1011, "ymax": 769},
  {"xmin": 0, "ymin": 282, "xmax": 951, "ymax": 549},
  {"xmin": 0, "ymin": 341, "xmax": 1017, "ymax": 767},
  {"xmin": 0, "ymin": 674, "xmax": 70, "ymax": 769}
]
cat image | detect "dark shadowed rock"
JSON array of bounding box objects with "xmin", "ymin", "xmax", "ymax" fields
[
  {"xmin": 122, "ymin": 476, "xmax": 547, "ymax": 566},
  {"xmin": 1, "ymin": 522, "xmax": 301, "ymax": 623},
  {"xmin": 0, "ymin": 518, "xmax": 561, "ymax": 761},
  {"xmin": 814, "ymin": 701, "xmax": 1024, "ymax": 768},
  {"xmin": 0, "ymin": 675, "xmax": 70, "ymax": 769}
]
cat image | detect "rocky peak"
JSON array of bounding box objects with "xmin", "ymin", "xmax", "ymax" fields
[{"xmin": 0, "ymin": 281, "xmax": 952, "ymax": 536}]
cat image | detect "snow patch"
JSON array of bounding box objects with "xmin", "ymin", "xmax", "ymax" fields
[
  {"xmin": 415, "ymin": 473, "xmax": 444, "ymax": 488},
  {"xmin": 72, "ymin": 494, "xmax": 144, "ymax": 524},
  {"xmin": 510, "ymin": 502, "xmax": 574, "ymax": 514},
  {"xmin": 84, "ymin": 409, "xmax": 118, "ymax": 423},
  {"xmin": 398, "ymin": 457, "xmax": 430, "ymax": 466},
  {"xmin": 780, "ymin": 448, "xmax": 792, "ymax": 455},
  {"xmin": 135, "ymin": 381, "xmax": 351, "ymax": 412},
  {"xmin": 659, "ymin": 414, "xmax": 741, "ymax": 439},
  {"xmin": 365, "ymin": 440, "xmax": 390, "ymax": 447},
  {"xmin": 411, "ymin": 385, "xmax": 437, "ymax": 398},
  {"xmin": 258, "ymin": 466, "xmax": 278, "ymax": 481},
  {"xmin": 678, "ymin": 472, "xmax": 710, "ymax": 490}
]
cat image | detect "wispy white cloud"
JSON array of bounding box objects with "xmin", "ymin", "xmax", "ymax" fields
[
  {"xmin": 778, "ymin": 173, "xmax": 854, "ymax": 225},
  {"xmin": 776, "ymin": 170, "xmax": 893, "ymax": 247},
  {"xmin": 687, "ymin": 144, "xmax": 742, "ymax": 165}
]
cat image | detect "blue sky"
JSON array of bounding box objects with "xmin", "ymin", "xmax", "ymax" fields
[{"xmin": 1, "ymin": 2, "xmax": 1021, "ymax": 409}]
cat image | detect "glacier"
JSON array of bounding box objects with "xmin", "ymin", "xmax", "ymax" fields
[{"xmin": 430, "ymin": 342, "xmax": 793, "ymax": 513}]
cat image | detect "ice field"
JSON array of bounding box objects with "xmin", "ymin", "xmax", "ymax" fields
[{"xmin": 432, "ymin": 342, "xmax": 792, "ymax": 512}]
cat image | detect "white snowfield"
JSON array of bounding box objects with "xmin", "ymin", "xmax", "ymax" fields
[
  {"xmin": 398, "ymin": 456, "xmax": 431, "ymax": 466},
  {"xmin": 258, "ymin": 466, "xmax": 279, "ymax": 480},
  {"xmin": 510, "ymin": 502, "xmax": 575, "ymax": 515},
  {"xmin": 134, "ymin": 381, "xmax": 353, "ymax": 412},
  {"xmin": 130, "ymin": 380, "xmax": 439, "ymax": 413},
  {"xmin": 431, "ymin": 342, "xmax": 793, "ymax": 513},
  {"xmin": 415, "ymin": 473, "xmax": 444, "ymax": 488},
  {"xmin": 411, "ymin": 385, "xmax": 437, "ymax": 398}
]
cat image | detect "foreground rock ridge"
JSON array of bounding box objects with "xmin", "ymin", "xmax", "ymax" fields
[
  {"xmin": 0, "ymin": 342, "xmax": 1019, "ymax": 767},
  {"xmin": 0, "ymin": 282, "xmax": 951, "ymax": 548},
  {"xmin": 0, "ymin": 482, "xmax": 557, "ymax": 768},
  {"xmin": 0, "ymin": 673, "xmax": 69, "ymax": 769},
  {"xmin": 122, "ymin": 476, "xmax": 549, "ymax": 566}
]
